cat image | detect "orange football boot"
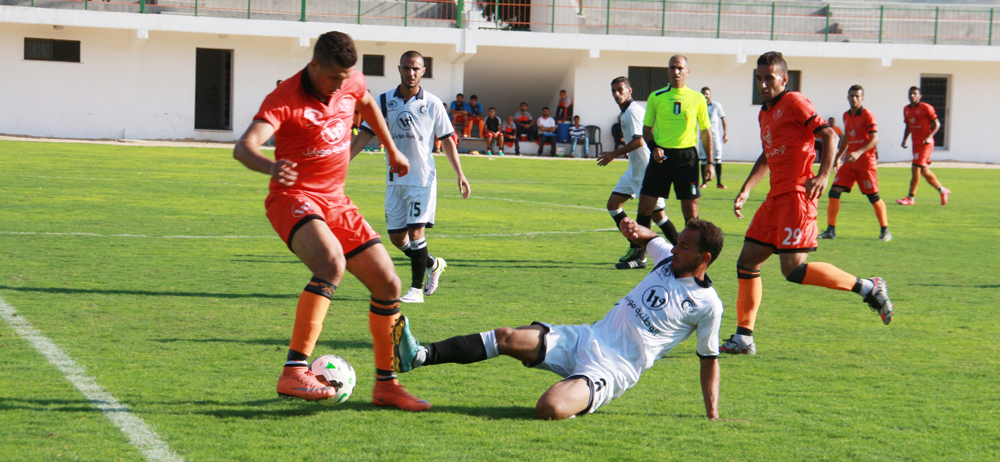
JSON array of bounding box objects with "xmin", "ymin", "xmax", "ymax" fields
[
  {"xmin": 372, "ymin": 378, "xmax": 431, "ymax": 411},
  {"xmin": 277, "ymin": 367, "xmax": 337, "ymax": 402}
]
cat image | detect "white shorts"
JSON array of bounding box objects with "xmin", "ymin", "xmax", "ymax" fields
[
  {"xmin": 698, "ymin": 139, "xmax": 723, "ymax": 163},
  {"xmin": 526, "ymin": 322, "xmax": 628, "ymax": 415},
  {"xmin": 385, "ymin": 183, "xmax": 436, "ymax": 234},
  {"xmin": 612, "ymin": 175, "xmax": 666, "ymax": 211}
]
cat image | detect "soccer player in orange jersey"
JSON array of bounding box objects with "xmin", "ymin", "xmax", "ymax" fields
[
  {"xmin": 721, "ymin": 52, "xmax": 894, "ymax": 355},
  {"xmin": 897, "ymin": 86, "xmax": 949, "ymax": 206},
  {"xmin": 232, "ymin": 32, "xmax": 430, "ymax": 410},
  {"xmin": 819, "ymin": 85, "xmax": 891, "ymax": 242}
]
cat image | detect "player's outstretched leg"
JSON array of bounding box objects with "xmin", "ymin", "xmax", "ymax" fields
[{"xmin": 784, "ymin": 260, "xmax": 893, "ymax": 325}]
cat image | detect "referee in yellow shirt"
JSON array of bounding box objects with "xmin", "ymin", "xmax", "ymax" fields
[{"xmin": 638, "ymin": 55, "xmax": 714, "ymax": 236}]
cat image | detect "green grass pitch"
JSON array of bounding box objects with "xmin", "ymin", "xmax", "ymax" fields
[{"xmin": 0, "ymin": 140, "xmax": 998, "ymax": 461}]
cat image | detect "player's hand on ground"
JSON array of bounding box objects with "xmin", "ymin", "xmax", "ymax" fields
[
  {"xmin": 387, "ymin": 148, "xmax": 410, "ymax": 177},
  {"xmin": 703, "ymin": 163, "xmax": 715, "ymax": 182},
  {"xmin": 457, "ymin": 176, "xmax": 471, "ymax": 199},
  {"xmin": 804, "ymin": 174, "xmax": 828, "ymax": 200},
  {"xmin": 734, "ymin": 190, "xmax": 750, "ymax": 218},
  {"xmin": 651, "ymin": 147, "xmax": 665, "ymax": 164},
  {"xmin": 269, "ymin": 159, "xmax": 298, "ymax": 186},
  {"xmin": 596, "ymin": 151, "xmax": 616, "ymax": 166}
]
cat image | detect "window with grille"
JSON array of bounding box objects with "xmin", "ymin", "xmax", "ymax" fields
[
  {"xmin": 24, "ymin": 38, "xmax": 80, "ymax": 63},
  {"xmin": 628, "ymin": 66, "xmax": 671, "ymax": 101},
  {"xmin": 362, "ymin": 55, "xmax": 384, "ymax": 77}
]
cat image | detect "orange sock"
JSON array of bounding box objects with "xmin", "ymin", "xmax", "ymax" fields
[
  {"xmin": 369, "ymin": 298, "xmax": 401, "ymax": 374},
  {"xmin": 289, "ymin": 278, "xmax": 336, "ymax": 357},
  {"xmin": 827, "ymin": 198, "xmax": 840, "ymax": 227},
  {"xmin": 873, "ymin": 199, "xmax": 888, "ymax": 227},
  {"xmin": 800, "ymin": 262, "xmax": 857, "ymax": 292},
  {"xmin": 736, "ymin": 267, "xmax": 762, "ymax": 331}
]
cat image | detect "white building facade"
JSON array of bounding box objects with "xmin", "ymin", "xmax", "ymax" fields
[{"xmin": 2, "ymin": 3, "xmax": 998, "ymax": 163}]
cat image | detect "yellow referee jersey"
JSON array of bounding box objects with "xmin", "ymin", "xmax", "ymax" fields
[{"xmin": 643, "ymin": 85, "xmax": 710, "ymax": 149}]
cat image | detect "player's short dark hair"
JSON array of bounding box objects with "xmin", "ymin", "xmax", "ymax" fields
[
  {"xmin": 611, "ymin": 76, "xmax": 631, "ymax": 88},
  {"xmin": 400, "ymin": 50, "xmax": 424, "ymax": 65},
  {"xmin": 456, "ymin": 93, "xmax": 464, "ymax": 98},
  {"xmin": 573, "ymin": 115, "xmax": 580, "ymax": 119},
  {"xmin": 909, "ymin": 86, "xmax": 921, "ymax": 93},
  {"xmin": 686, "ymin": 219, "xmax": 724, "ymax": 265},
  {"xmin": 560, "ymin": 89, "xmax": 566, "ymax": 93},
  {"xmin": 470, "ymin": 94, "xmax": 478, "ymax": 100},
  {"xmin": 488, "ymin": 107, "xmax": 495, "ymax": 111},
  {"xmin": 313, "ymin": 31, "xmax": 357, "ymax": 69},
  {"xmin": 701, "ymin": 86, "xmax": 711, "ymax": 93},
  {"xmin": 849, "ymin": 84, "xmax": 864, "ymax": 95},
  {"xmin": 756, "ymin": 51, "xmax": 787, "ymax": 73},
  {"xmin": 520, "ymin": 102, "xmax": 527, "ymax": 106},
  {"xmin": 542, "ymin": 106, "xmax": 550, "ymax": 111}
]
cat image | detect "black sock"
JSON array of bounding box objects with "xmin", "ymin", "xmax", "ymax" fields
[
  {"xmin": 637, "ymin": 214, "xmax": 652, "ymax": 230},
  {"xmin": 736, "ymin": 326, "xmax": 753, "ymax": 336},
  {"xmin": 611, "ymin": 210, "xmax": 628, "ymax": 230},
  {"xmin": 715, "ymin": 163, "xmax": 722, "ymax": 184},
  {"xmin": 424, "ymin": 334, "xmax": 488, "ymax": 366},
  {"xmin": 410, "ymin": 244, "xmax": 428, "ymax": 289},
  {"xmin": 426, "ymin": 253, "xmax": 436, "ymax": 269},
  {"xmin": 827, "ymin": 225, "xmax": 836, "ymax": 232},
  {"xmin": 285, "ymin": 349, "xmax": 308, "ymax": 367},
  {"xmin": 658, "ymin": 220, "xmax": 679, "ymax": 246},
  {"xmin": 881, "ymin": 226, "xmax": 888, "ymax": 233}
]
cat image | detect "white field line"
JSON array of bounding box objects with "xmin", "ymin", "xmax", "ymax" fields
[
  {"xmin": 0, "ymin": 295, "xmax": 183, "ymax": 462},
  {"xmin": 0, "ymin": 229, "xmax": 617, "ymax": 239}
]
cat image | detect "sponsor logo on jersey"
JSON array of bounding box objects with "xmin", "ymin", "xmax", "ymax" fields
[
  {"xmin": 292, "ymin": 201, "xmax": 314, "ymax": 218},
  {"xmin": 848, "ymin": 128, "xmax": 856, "ymax": 139},
  {"xmin": 774, "ymin": 108, "xmax": 784, "ymax": 120},
  {"xmin": 762, "ymin": 126, "xmax": 773, "ymax": 147},
  {"xmin": 337, "ymin": 98, "xmax": 355, "ymax": 116},
  {"xmin": 387, "ymin": 99, "xmax": 399, "ymax": 109},
  {"xmin": 624, "ymin": 295, "xmax": 661, "ymax": 335},
  {"xmin": 396, "ymin": 111, "xmax": 417, "ymax": 132},
  {"xmin": 419, "ymin": 105, "xmax": 428, "ymax": 115},
  {"xmin": 642, "ymin": 286, "xmax": 668, "ymax": 310},
  {"xmin": 302, "ymin": 108, "xmax": 348, "ymax": 147},
  {"xmin": 679, "ymin": 298, "xmax": 695, "ymax": 315}
]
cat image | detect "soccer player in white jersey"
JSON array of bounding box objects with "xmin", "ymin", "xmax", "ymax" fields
[
  {"xmin": 351, "ymin": 50, "xmax": 471, "ymax": 304},
  {"xmin": 598, "ymin": 77, "xmax": 679, "ymax": 270},
  {"xmin": 392, "ymin": 217, "xmax": 725, "ymax": 420}
]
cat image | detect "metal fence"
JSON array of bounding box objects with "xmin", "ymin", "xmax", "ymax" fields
[{"xmin": 6, "ymin": 0, "xmax": 998, "ymax": 45}]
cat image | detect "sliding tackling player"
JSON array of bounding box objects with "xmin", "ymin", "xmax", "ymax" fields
[{"xmin": 233, "ymin": 32, "xmax": 429, "ymax": 410}]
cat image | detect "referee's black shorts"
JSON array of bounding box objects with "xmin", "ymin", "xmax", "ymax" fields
[{"xmin": 640, "ymin": 145, "xmax": 701, "ymax": 200}]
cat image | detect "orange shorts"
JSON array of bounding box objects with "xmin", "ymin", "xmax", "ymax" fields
[
  {"xmin": 265, "ymin": 190, "xmax": 380, "ymax": 258},
  {"xmin": 745, "ymin": 191, "xmax": 818, "ymax": 253},
  {"xmin": 833, "ymin": 160, "xmax": 879, "ymax": 195},
  {"xmin": 911, "ymin": 142, "xmax": 934, "ymax": 167}
]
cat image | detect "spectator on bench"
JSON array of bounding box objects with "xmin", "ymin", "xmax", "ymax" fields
[
  {"xmin": 467, "ymin": 95, "xmax": 484, "ymax": 138},
  {"xmin": 483, "ymin": 107, "xmax": 504, "ymax": 155},
  {"xmin": 450, "ymin": 93, "xmax": 470, "ymax": 137},
  {"xmin": 503, "ymin": 115, "xmax": 519, "ymax": 155},
  {"xmin": 515, "ymin": 102, "xmax": 535, "ymax": 142},
  {"xmin": 569, "ymin": 115, "xmax": 589, "ymax": 158},
  {"xmin": 556, "ymin": 89, "xmax": 573, "ymax": 123},
  {"xmin": 537, "ymin": 107, "xmax": 558, "ymax": 156}
]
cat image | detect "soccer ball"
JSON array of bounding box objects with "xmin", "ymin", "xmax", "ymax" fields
[{"xmin": 309, "ymin": 355, "xmax": 356, "ymax": 405}]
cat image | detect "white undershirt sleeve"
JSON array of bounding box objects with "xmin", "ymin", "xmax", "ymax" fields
[{"xmin": 645, "ymin": 236, "xmax": 673, "ymax": 266}]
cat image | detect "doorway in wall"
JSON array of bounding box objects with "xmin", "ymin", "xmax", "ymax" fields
[
  {"xmin": 920, "ymin": 75, "xmax": 949, "ymax": 149},
  {"xmin": 195, "ymin": 48, "xmax": 233, "ymax": 131}
]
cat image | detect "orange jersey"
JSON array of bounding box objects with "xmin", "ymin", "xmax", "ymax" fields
[
  {"xmin": 254, "ymin": 67, "xmax": 366, "ymax": 196},
  {"xmin": 842, "ymin": 107, "xmax": 878, "ymax": 162},
  {"xmin": 758, "ymin": 91, "xmax": 829, "ymax": 198},
  {"xmin": 903, "ymin": 102, "xmax": 937, "ymax": 146}
]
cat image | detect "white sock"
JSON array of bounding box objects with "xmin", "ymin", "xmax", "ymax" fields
[
  {"xmin": 396, "ymin": 240, "xmax": 410, "ymax": 252},
  {"xmin": 655, "ymin": 216, "xmax": 670, "ymax": 226},
  {"xmin": 410, "ymin": 238, "xmax": 427, "ymax": 250},
  {"xmin": 413, "ymin": 347, "xmax": 428, "ymax": 367},
  {"xmin": 858, "ymin": 278, "xmax": 875, "ymax": 297},
  {"xmin": 734, "ymin": 333, "xmax": 754, "ymax": 346},
  {"xmin": 480, "ymin": 330, "xmax": 499, "ymax": 359},
  {"xmin": 608, "ymin": 208, "xmax": 623, "ymax": 217}
]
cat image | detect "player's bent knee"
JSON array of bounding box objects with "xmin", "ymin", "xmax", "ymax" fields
[
  {"xmin": 867, "ymin": 193, "xmax": 880, "ymax": 204},
  {"xmin": 535, "ymin": 396, "xmax": 575, "ymax": 420},
  {"xmin": 785, "ymin": 263, "xmax": 807, "ymax": 284},
  {"xmin": 829, "ymin": 188, "xmax": 843, "ymax": 199},
  {"xmin": 494, "ymin": 326, "xmax": 516, "ymax": 346}
]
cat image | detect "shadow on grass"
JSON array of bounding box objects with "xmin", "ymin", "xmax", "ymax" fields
[
  {"xmin": 151, "ymin": 338, "xmax": 372, "ymax": 350},
  {"xmin": 0, "ymin": 397, "xmax": 99, "ymax": 413},
  {"xmin": 194, "ymin": 399, "xmax": 538, "ymax": 420},
  {"xmin": 428, "ymin": 259, "xmax": 609, "ymax": 269},
  {"xmin": 909, "ymin": 283, "xmax": 1000, "ymax": 289},
  {"xmin": 0, "ymin": 285, "xmax": 371, "ymax": 302}
]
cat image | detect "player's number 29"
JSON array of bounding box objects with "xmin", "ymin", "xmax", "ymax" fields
[{"xmin": 782, "ymin": 227, "xmax": 803, "ymax": 246}]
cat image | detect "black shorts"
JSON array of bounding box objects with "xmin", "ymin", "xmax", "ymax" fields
[{"xmin": 640, "ymin": 145, "xmax": 701, "ymax": 200}]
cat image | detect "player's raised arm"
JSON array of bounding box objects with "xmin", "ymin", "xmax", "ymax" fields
[
  {"xmin": 440, "ymin": 135, "xmax": 471, "ymax": 199},
  {"xmin": 618, "ymin": 216, "xmax": 660, "ymax": 248},
  {"xmin": 357, "ymin": 91, "xmax": 409, "ymax": 176},
  {"xmin": 734, "ymin": 151, "xmax": 769, "ymax": 218},
  {"xmin": 700, "ymin": 356, "xmax": 720, "ymax": 420},
  {"xmin": 234, "ymin": 120, "xmax": 298, "ymax": 187}
]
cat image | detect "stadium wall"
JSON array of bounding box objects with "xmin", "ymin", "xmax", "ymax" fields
[{"xmin": 2, "ymin": 6, "xmax": 998, "ymax": 163}]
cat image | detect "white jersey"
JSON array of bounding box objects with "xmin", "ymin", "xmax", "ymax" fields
[
  {"xmin": 590, "ymin": 237, "xmax": 723, "ymax": 391},
  {"xmin": 706, "ymin": 101, "xmax": 725, "ymax": 141},
  {"xmin": 361, "ymin": 86, "xmax": 454, "ymax": 187},
  {"xmin": 620, "ymin": 100, "xmax": 652, "ymax": 183}
]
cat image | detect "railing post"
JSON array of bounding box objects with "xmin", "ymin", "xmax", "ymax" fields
[
  {"xmin": 824, "ymin": 4, "xmax": 830, "ymax": 42},
  {"xmin": 248, "ymin": 0, "xmax": 251, "ymax": 19},
  {"xmin": 990, "ymin": 8, "xmax": 995, "ymax": 46},
  {"xmin": 357, "ymin": 0, "xmax": 361, "ymax": 24},
  {"xmin": 195, "ymin": 0, "xmax": 198, "ymax": 17},
  {"xmin": 878, "ymin": 5, "xmax": 884, "ymax": 43},
  {"xmin": 716, "ymin": 0, "xmax": 722, "ymax": 39},
  {"xmin": 495, "ymin": 0, "xmax": 500, "ymax": 29},
  {"xmin": 140, "ymin": 0, "xmax": 146, "ymax": 14},
  {"xmin": 457, "ymin": 0, "xmax": 463, "ymax": 28},
  {"xmin": 770, "ymin": 2, "xmax": 775, "ymax": 40},
  {"xmin": 661, "ymin": 0, "xmax": 667, "ymax": 37},
  {"xmin": 404, "ymin": 0, "xmax": 409, "ymax": 27},
  {"xmin": 551, "ymin": 0, "xmax": 555, "ymax": 32},
  {"xmin": 301, "ymin": 0, "xmax": 306, "ymax": 22},
  {"xmin": 933, "ymin": 6, "xmax": 939, "ymax": 45},
  {"xmin": 606, "ymin": 0, "xmax": 611, "ymax": 35}
]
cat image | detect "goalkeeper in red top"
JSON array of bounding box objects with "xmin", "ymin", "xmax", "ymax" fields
[
  {"xmin": 721, "ymin": 52, "xmax": 894, "ymax": 355},
  {"xmin": 819, "ymin": 84, "xmax": 891, "ymax": 242},
  {"xmin": 233, "ymin": 31, "xmax": 430, "ymax": 411},
  {"xmin": 896, "ymin": 86, "xmax": 949, "ymax": 206}
]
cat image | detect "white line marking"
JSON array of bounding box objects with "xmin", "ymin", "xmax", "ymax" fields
[
  {"xmin": 0, "ymin": 229, "xmax": 617, "ymax": 239},
  {"xmin": 461, "ymin": 195, "xmax": 608, "ymax": 211},
  {"xmin": 0, "ymin": 295, "xmax": 183, "ymax": 462}
]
